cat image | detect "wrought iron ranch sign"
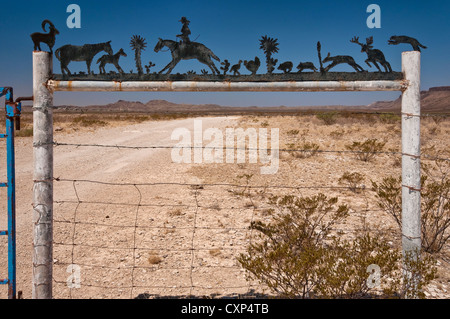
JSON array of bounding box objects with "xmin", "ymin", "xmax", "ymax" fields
[
  {"xmin": 31, "ymin": 17, "xmax": 426, "ymax": 83},
  {"xmin": 29, "ymin": 17, "xmax": 425, "ymax": 299}
]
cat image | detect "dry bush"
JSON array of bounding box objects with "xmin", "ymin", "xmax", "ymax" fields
[
  {"xmin": 316, "ymin": 111, "xmax": 338, "ymax": 125},
  {"xmin": 287, "ymin": 141, "xmax": 320, "ymax": 159},
  {"xmin": 346, "ymin": 138, "xmax": 386, "ymax": 162},
  {"xmin": 372, "ymin": 157, "xmax": 450, "ymax": 254},
  {"xmin": 338, "ymin": 171, "xmax": 365, "ymax": 193}
]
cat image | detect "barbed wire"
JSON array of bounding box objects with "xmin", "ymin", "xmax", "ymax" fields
[
  {"xmin": 50, "ymin": 142, "xmax": 450, "ymax": 162},
  {"xmin": 52, "ymin": 175, "xmax": 394, "ymax": 298},
  {"xmin": 47, "ymin": 112, "xmax": 449, "ymax": 298}
]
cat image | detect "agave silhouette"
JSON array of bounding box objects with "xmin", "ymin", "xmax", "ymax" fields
[
  {"xmin": 130, "ymin": 35, "xmax": 147, "ymax": 75},
  {"xmin": 259, "ymin": 35, "xmax": 279, "ymax": 74}
]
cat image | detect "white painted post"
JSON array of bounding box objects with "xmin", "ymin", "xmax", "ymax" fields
[
  {"xmin": 32, "ymin": 51, "xmax": 54, "ymax": 299},
  {"xmin": 401, "ymin": 51, "xmax": 421, "ymax": 294}
]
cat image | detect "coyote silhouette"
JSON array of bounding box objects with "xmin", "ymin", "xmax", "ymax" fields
[
  {"xmin": 322, "ymin": 53, "xmax": 365, "ymax": 72},
  {"xmin": 388, "ymin": 36, "xmax": 427, "ymax": 52}
]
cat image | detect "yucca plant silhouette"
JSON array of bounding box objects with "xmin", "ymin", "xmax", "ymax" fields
[
  {"xmin": 259, "ymin": 35, "xmax": 279, "ymax": 74},
  {"xmin": 130, "ymin": 35, "xmax": 147, "ymax": 75}
]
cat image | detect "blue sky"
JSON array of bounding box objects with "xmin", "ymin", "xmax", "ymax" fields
[{"xmin": 0, "ymin": 0, "xmax": 449, "ymax": 107}]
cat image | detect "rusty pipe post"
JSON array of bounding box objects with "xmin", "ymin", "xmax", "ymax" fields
[{"xmin": 32, "ymin": 51, "xmax": 54, "ymax": 299}]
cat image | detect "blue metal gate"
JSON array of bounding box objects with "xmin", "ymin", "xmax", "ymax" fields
[{"xmin": 0, "ymin": 87, "xmax": 24, "ymax": 299}]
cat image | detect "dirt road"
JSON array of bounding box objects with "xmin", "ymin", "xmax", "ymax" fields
[{"xmin": 1, "ymin": 116, "xmax": 249, "ymax": 299}]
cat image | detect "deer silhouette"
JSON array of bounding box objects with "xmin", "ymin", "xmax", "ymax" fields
[{"xmin": 351, "ymin": 36, "xmax": 391, "ymax": 73}]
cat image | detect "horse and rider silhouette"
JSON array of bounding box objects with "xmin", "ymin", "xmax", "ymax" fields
[{"xmin": 154, "ymin": 17, "xmax": 221, "ymax": 75}]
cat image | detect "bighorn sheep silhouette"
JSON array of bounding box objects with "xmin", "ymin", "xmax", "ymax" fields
[{"xmin": 31, "ymin": 20, "xmax": 59, "ymax": 53}]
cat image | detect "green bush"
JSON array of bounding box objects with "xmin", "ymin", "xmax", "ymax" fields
[{"xmin": 238, "ymin": 193, "xmax": 437, "ymax": 298}]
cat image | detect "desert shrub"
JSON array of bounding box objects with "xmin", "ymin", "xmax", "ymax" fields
[
  {"xmin": 288, "ymin": 141, "xmax": 320, "ymax": 159},
  {"xmin": 72, "ymin": 116, "xmax": 108, "ymax": 127},
  {"xmin": 237, "ymin": 193, "xmax": 436, "ymax": 298},
  {"xmin": 316, "ymin": 111, "xmax": 338, "ymax": 125},
  {"xmin": 238, "ymin": 194, "xmax": 349, "ymax": 298},
  {"xmin": 329, "ymin": 129, "xmax": 345, "ymax": 139},
  {"xmin": 346, "ymin": 138, "xmax": 386, "ymax": 162},
  {"xmin": 379, "ymin": 113, "xmax": 401, "ymax": 124},
  {"xmin": 372, "ymin": 159, "xmax": 450, "ymax": 253},
  {"xmin": 338, "ymin": 171, "xmax": 365, "ymax": 193},
  {"xmin": 286, "ymin": 129, "xmax": 300, "ymax": 136},
  {"xmin": 16, "ymin": 126, "xmax": 34, "ymax": 137}
]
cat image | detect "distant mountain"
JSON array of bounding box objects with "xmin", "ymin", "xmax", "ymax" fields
[
  {"xmin": 368, "ymin": 86, "xmax": 450, "ymax": 112},
  {"xmin": 48, "ymin": 86, "xmax": 450, "ymax": 114}
]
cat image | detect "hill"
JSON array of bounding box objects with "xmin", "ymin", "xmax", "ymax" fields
[{"xmin": 42, "ymin": 86, "xmax": 450, "ymax": 115}]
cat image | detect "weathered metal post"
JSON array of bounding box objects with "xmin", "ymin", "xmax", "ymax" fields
[
  {"xmin": 401, "ymin": 51, "xmax": 421, "ymax": 294},
  {"xmin": 32, "ymin": 51, "xmax": 53, "ymax": 299}
]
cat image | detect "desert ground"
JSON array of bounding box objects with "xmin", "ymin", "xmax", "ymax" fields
[{"xmin": 0, "ymin": 110, "xmax": 449, "ymax": 299}]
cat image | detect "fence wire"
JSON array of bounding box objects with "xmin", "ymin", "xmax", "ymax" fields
[
  {"xmin": 47, "ymin": 113, "xmax": 450, "ymax": 299},
  {"xmin": 51, "ymin": 175, "xmax": 391, "ymax": 299}
]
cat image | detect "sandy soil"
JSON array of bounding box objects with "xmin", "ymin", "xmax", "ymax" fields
[{"xmin": 0, "ymin": 114, "xmax": 448, "ymax": 299}]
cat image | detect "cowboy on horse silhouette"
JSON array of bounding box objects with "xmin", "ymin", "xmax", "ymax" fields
[
  {"xmin": 176, "ymin": 17, "xmax": 191, "ymax": 44},
  {"xmin": 154, "ymin": 17, "xmax": 220, "ymax": 75}
]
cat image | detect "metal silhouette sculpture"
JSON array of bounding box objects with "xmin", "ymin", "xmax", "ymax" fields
[
  {"xmin": 97, "ymin": 48, "xmax": 127, "ymax": 74},
  {"xmin": 244, "ymin": 57, "xmax": 261, "ymax": 75},
  {"xmin": 259, "ymin": 35, "xmax": 279, "ymax": 74},
  {"xmin": 130, "ymin": 35, "xmax": 147, "ymax": 75},
  {"xmin": 351, "ymin": 36, "xmax": 392, "ymax": 73},
  {"xmin": 317, "ymin": 41, "xmax": 364, "ymax": 72},
  {"xmin": 55, "ymin": 41, "xmax": 113, "ymax": 75},
  {"xmin": 220, "ymin": 59, "xmax": 230, "ymax": 75},
  {"xmin": 177, "ymin": 17, "xmax": 191, "ymax": 44},
  {"xmin": 388, "ymin": 35, "xmax": 427, "ymax": 52},
  {"xmin": 154, "ymin": 38, "xmax": 221, "ymax": 75},
  {"xmin": 230, "ymin": 60, "xmax": 243, "ymax": 76},
  {"xmin": 277, "ymin": 61, "xmax": 293, "ymax": 73},
  {"xmin": 296, "ymin": 62, "xmax": 317, "ymax": 73},
  {"xmin": 145, "ymin": 61, "xmax": 156, "ymax": 74},
  {"xmin": 317, "ymin": 42, "xmax": 325, "ymax": 73},
  {"xmin": 31, "ymin": 20, "xmax": 59, "ymax": 53},
  {"xmin": 322, "ymin": 52, "xmax": 365, "ymax": 72}
]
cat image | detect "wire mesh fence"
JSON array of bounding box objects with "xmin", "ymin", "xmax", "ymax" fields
[
  {"xmin": 52, "ymin": 177, "xmax": 382, "ymax": 299},
  {"xmin": 38, "ymin": 112, "xmax": 450, "ymax": 299}
]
